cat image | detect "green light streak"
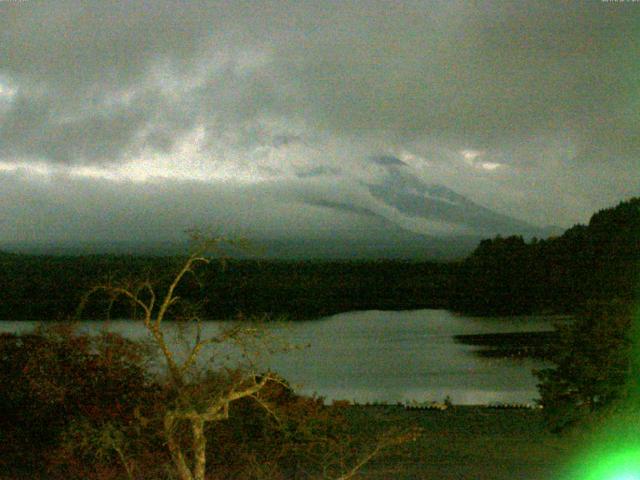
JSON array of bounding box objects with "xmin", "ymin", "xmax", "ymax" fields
[
  {"xmin": 571, "ymin": 447, "xmax": 640, "ymax": 480},
  {"xmin": 561, "ymin": 298, "xmax": 640, "ymax": 480}
]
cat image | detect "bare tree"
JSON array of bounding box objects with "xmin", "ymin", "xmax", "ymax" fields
[
  {"xmin": 77, "ymin": 236, "xmax": 280, "ymax": 479},
  {"xmin": 78, "ymin": 235, "xmax": 419, "ymax": 480}
]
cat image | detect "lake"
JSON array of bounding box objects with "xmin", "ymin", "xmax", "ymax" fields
[{"xmin": 0, "ymin": 309, "xmax": 564, "ymax": 405}]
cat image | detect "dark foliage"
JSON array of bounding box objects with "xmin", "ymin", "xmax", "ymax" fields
[
  {"xmin": 0, "ymin": 328, "xmax": 392, "ymax": 479},
  {"xmin": 0, "ymin": 325, "xmax": 166, "ymax": 479},
  {"xmin": 0, "ymin": 256, "xmax": 458, "ymax": 321},
  {"xmin": 451, "ymin": 197, "xmax": 640, "ymax": 315},
  {"xmin": 534, "ymin": 301, "xmax": 634, "ymax": 432}
]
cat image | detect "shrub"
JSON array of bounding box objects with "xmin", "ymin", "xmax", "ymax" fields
[
  {"xmin": 535, "ymin": 300, "xmax": 634, "ymax": 432},
  {"xmin": 0, "ymin": 324, "xmax": 161, "ymax": 479},
  {"xmin": 0, "ymin": 326, "xmax": 408, "ymax": 479}
]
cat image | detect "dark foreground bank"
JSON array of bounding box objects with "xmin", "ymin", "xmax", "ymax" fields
[{"xmin": 344, "ymin": 405, "xmax": 573, "ymax": 480}]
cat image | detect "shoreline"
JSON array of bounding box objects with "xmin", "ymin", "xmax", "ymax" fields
[
  {"xmin": 341, "ymin": 403, "xmax": 569, "ymax": 479},
  {"xmin": 454, "ymin": 330, "xmax": 558, "ymax": 359}
]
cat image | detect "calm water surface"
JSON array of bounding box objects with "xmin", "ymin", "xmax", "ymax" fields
[{"xmin": 1, "ymin": 310, "xmax": 564, "ymax": 405}]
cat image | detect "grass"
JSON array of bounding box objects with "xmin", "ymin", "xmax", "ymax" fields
[{"xmin": 343, "ymin": 405, "xmax": 575, "ymax": 479}]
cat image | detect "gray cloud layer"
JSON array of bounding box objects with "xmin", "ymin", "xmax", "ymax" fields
[{"xmin": 1, "ymin": 0, "xmax": 639, "ymax": 244}]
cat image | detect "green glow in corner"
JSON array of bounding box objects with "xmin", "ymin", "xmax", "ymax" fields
[
  {"xmin": 562, "ymin": 302, "xmax": 640, "ymax": 480},
  {"xmin": 566, "ymin": 446, "xmax": 640, "ymax": 480}
]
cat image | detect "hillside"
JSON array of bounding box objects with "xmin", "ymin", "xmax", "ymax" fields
[{"xmin": 450, "ymin": 197, "xmax": 640, "ymax": 315}]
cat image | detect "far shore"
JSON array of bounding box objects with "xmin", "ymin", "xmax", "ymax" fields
[{"xmin": 454, "ymin": 330, "xmax": 559, "ymax": 359}]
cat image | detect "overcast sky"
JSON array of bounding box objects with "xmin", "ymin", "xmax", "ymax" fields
[{"xmin": 1, "ymin": 0, "xmax": 639, "ymax": 245}]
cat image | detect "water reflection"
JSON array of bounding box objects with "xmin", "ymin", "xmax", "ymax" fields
[{"xmin": 0, "ymin": 310, "xmax": 563, "ymax": 405}]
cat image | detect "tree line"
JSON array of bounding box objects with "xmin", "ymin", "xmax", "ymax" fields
[
  {"xmin": 451, "ymin": 197, "xmax": 640, "ymax": 315},
  {"xmin": 0, "ymin": 255, "xmax": 457, "ymax": 321},
  {"xmin": 2, "ymin": 197, "xmax": 638, "ymax": 321}
]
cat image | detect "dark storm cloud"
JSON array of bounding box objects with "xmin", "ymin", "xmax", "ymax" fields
[
  {"xmin": 1, "ymin": 0, "xmax": 637, "ymax": 166},
  {"xmin": 370, "ymin": 155, "xmax": 408, "ymax": 167},
  {"xmin": 298, "ymin": 198, "xmax": 378, "ymax": 218},
  {"xmin": 1, "ymin": 1, "xmax": 213, "ymax": 88},
  {"xmin": 0, "ymin": 71, "xmax": 201, "ymax": 163},
  {"xmin": 294, "ymin": 166, "xmax": 341, "ymax": 179},
  {"xmin": 0, "ymin": 171, "xmax": 387, "ymax": 244},
  {"xmin": 0, "ymin": 0, "xmax": 284, "ymax": 164},
  {"xmin": 0, "ymin": 92, "xmax": 146, "ymax": 163},
  {"xmin": 268, "ymin": 1, "xmax": 640, "ymax": 163},
  {"xmin": 0, "ymin": 0, "xmax": 638, "ymax": 235}
]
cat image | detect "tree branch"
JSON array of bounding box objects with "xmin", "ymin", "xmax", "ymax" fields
[
  {"xmin": 179, "ymin": 325, "xmax": 248, "ymax": 375},
  {"xmin": 156, "ymin": 254, "xmax": 209, "ymax": 327}
]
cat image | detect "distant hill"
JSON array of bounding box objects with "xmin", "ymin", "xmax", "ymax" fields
[
  {"xmin": 367, "ymin": 177, "xmax": 560, "ymax": 239},
  {"xmin": 1, "ymin": 197, "xmax": 637, "ymax": 321},
  {"xmin": 2, "ymin": 174, "xmax": 561, "ymax": 261},
  {"xmin": 2, "ymin": 154, "xmax": 562, "ymax": 260},
  {"xmin": 450, "ymin": 197, "xmax": 640, "ymax": 315},
  {"xmin": 0, "ymin": 235, "xmax": 479, "ymax": 261}
]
